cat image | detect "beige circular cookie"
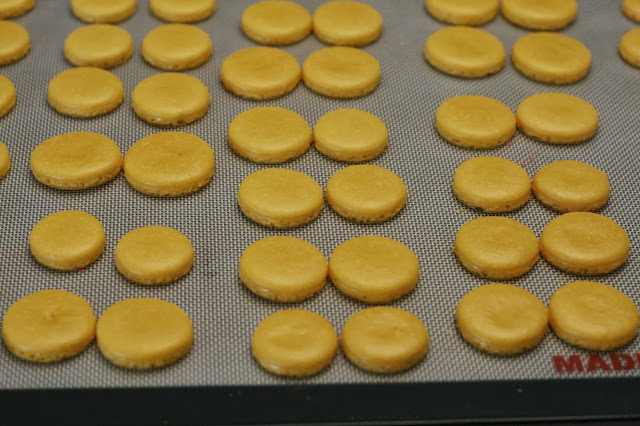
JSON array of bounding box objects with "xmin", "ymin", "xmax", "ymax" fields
[
  {"xmin": 0, "ymin": 0, "xmax": 34, "ymax": 19},
  {"xmin": 0, "ymin": 141, "xmax": 9, "ymax": 179},
  {"xmin": 0, "ymin": 74, "xmax": 16, "ymax": 119},
  {"xmin": 132, "ymin": 73, "xmax": 210, "ymax": 126},
  {"xmin": 251, "ymin": 309, "xmax": 337, "ymax": 377},
  {"xmin": 150, "ymin": 0, "xmax": 216, "ymax": 23},
  {"xmin": 329, "ymin": 236, "xmax": 419, "ymax": 304},
  {"xmin": 516, "ymin": 93, "xmax": 598, "ymax": 144},
  {"xmin": 71, "ymin": 0, "xmax": 136, "ymax": 23},
  {"xmin": 115, "ymin": 226, "xmax": 194, "ymax": 285},
  {"xmin": 424, "ymin": 26, "xmax": 505, "ymax": 78},
  {"xmin": 220, "ymin": 47, "xmax": 300, "ymax": 100},
  {"xmin": 549, "ymin": 281, "xmax": 639, "ymax": 351},
  {"xmin": 97, "ymin": 298, "xmax": 193, "ymax": 369},
  {"xmin": 312, "ymin": 1, "xmax": 383, "ymax": 47},
  {"xmin": 341, "ymin": 306, "xmax": 429, "ymax": 373},
  {"xmin": 228, "ymin": 106, "xmax": 311, "ymax": 164},
  {"xmin": 64, "ymin": 24, "xmax": 133, "ymax": 68},
  {"xmin": 241, "ymin": 1, "xmax": 312, "ymax": 45},
  {"xmin": 456, "ymin": 283, "xmax": 548, "ymax": 355},
  {"xmin": 0, "ymin": 20, "xmax": 30, "ymax": 65},
  {"xmin": 623, "ymin": 0, "xmax": 640, "ymax": 22},
  {"xmin": 501, "ymin": 0, "xmax": 577, "ymax": 30},
  {"xmin": 47, "ymin": 67, "xmax": 124, "ymax": 117},
  {"xmin": 620, "ymin": 28, "xmax": 640, "ymax": 68},
  {"xmin": 511, "ymin": 32, "xmax": 591, "ymax": 84},
  {"xmin": 313, "ymin": 108, "xmax": 387, "ymax": 162},
  {"xmin": 239, "ymin": 236, "xmax": 327, "ymax": 302},
  {"xmin": 302, "ymin": 46, "xmax": 380, "ymax": 98},
  {"xmin": 532, "ymin": 160, "xmax": 609, "ymax": 212},
  {"xmin": 435, "ymin": 95, "xmax": 516, "ymax": 149},
  {"xmin": 326, "ymin": 165, "xmax": 407, "ymax": 223},
  {"xmin": 454, "ymin": 216, "xmax": 539, "ymax": 279},
  {"xmin": 2, "ymin": 290, "xmax": 96, "ymax": 363},
  {"xmin": 540, "ymin": 212, "xmax": 630, "ymax": 275},
  {"xmin": 425, "ymin": 0, "xmax": 498, "ymax": 26},
  {"xmin": 30, "ymin": 131, "xmax": 122, "ymax": 190},
  {"xmin": 453, "ymin": 156, "xmax": 531, "ymax": 213},
  {"xmin": 124, "ymin": 132, "xmax": 215, "ymax": 197},
  {"xmin": 237, "ymin": 168, "xmax": 323, "ymax": 228},
  {"xmin": 29, "ymin": 210, "xmax": 106, "ymax": 271},
  {"xmin": 142, "ymin": 24, "xmax": 212, "ymax": 70}
]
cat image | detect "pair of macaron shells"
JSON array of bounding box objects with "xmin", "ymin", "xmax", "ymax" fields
[
  {"xmin": 436, "ymin": 93, "xmax": 599, "ymax": 150},
  {"xmin": 240, "ymin": 235, "xmax": 418, "ymax": 305},
  {"xmin": 242, "ymin": 0, "xmax": 383, "ymax": 47},
  {"xmin": 454, "ymin": 213, "xmax": 630, "ymax": 280},
  {"xmin": 2, "ymin": 290, "xmax": 193, "ymax": 369},
  {"xmin": 453, "ymin": 157, "xmax": 610, "ymax": 214},
  {"xmin": 30, "ymin": 131, "xmax": 215, "ymax": 197},
  {"xmin": 252, "ymin": 306, "xmax": 429, "ymax": 377},
  {"xmin": 71, "ymin": 0, "xmax": 216, "ymax": 24},
  {"xmin": 29, "ymin": 210, "xmax": 194, "ymax": 286},
  {"xmin": 425, "ymin": 27, "xmax": 591, "ymax": 84},
  {"xmin": 456, "ymin": 281, "xmax": 639, "ymax": 356},
  {"xmin": 237, "ymin": 165, "xmax": 406, "ymax": 229}
]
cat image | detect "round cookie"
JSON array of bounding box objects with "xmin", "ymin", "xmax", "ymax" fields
[
  {"xmin": 341, "ymin": 307, "xmax": 429, "ymax": 373},
  {"xmin": 329, "ymin": 236, "xmax": 419, "ymax": 304},
  {"xmin": 325, "ymin": 165, "xmax": 407, "ymax": 223},
  {"xmin": 47, "ymin": 67, "xmax": 124, "ymax": 118},
  {"xmin": 549, "ymin": 281, "xmax": 639, "ymax": 351},
  {"xmin": 0, "ymin": 0, "xmax": 34, "ymax": 19},
  {"xmin": 435, "ymin": 95, "xmax": 515, "ymax": 149},
  {"xmin": 532, "ymin": 160, "xmax": 609, "ymax": 212},
  {"xmin": 0, "ymin": 20, "xmax": 30, "ymax": 65},
  {"xmin": 30, "ymin": 131, "xmax": 122, "ymax": 190},
  {"xmin": 132, "ymin": 73, "xmax": 210, "ymax": 126},
  {"xmin": 516, "ymin": 93, "xmax": 598, "ymax": 144},
  {"xmin": 623, "ymin": 0, "xmax": 640, "ymax": 22},
  {"xmin": 0, "ymin": 141, "xmax": 9, "ymax": 179},
  {"xmin": 2, "ymin": 290, "xmax": 96, "ymax": 363},
  {"xmin": 142, "ymin": 24, "xmax": 212, "ymax": 70},
  {"xmin": 228, "ymin": 106, "xmax": 311, "ymax": 164},
  {"xmin": 424, "ymin": 26, "xmax": 505, "ymax": 78},
  {"xmin": 0, "ymin": 74, "xmax": 16, "ymax": 119},
  {"xmin": 115, "ymin": 226, "xmax": 194, "ymax": 285},
  {"xmin": 425, "ymin": 0, "xmax": 498, "ymax": 26},
  {"xmin": 150, "ymin": 0, "xmax": 216, "ymax": 23},
  {"xmin": 124, "ymin": 132, "xmax": 215, "ymax": 197},
  {"xmin": 251, "ymin": 309, "xmax": 338, "ymax": 377},
  {"xmin": 511, "ymin": 32, "xmax": 591, "ymax": 84},
  {"xmin": 619, "ymin": 28, "xmax": 640, "ymax": 68},
  {"xmin": 453, "ymin": 156, "xmax": 531, "ymax": 213},
  {"xmin": 312, "ymin": 1, "xmax": 383, "ymax": 47},
  {"xmin": 453, "ymin": 216, "xmax": 539, "ymax": 279},
  {"xmin": 540, "ymin": 212, "xmax": 630, "ymax": 275},
  {"xmin": 302, "ymin": 46, "xmax": 380, "ymax": 98},
  {"xmin": 64, "ymin": 24, "xmax": 133, "ymax": 68},
  {"xmin": 239, "ymin": 236, "xmax": 327, "ymax": 302},
  {"xmin": 241, "ymin": 1, "xmax": 312, "ymax": 45},
  {"xmin": 29, "ymin": 210, "xmax": 106, "ymax": 271},
  {"xmin": 501, "ymin": 0, "xmax": 577, "ymax": 31},
  {"xmin": 237, "ymin": 168, "xmax": 323, "ymax": 228},
  {"xmin": 456, "ymin": 283, "xmax": 548, "ymax": 355},
  {"xmin": 96, "ymin": 298, "xmax": 193, "ymax": 369},
  {"xmin": 71, "ymin": 0, "xmax": 136, "ymax": 23},
  {"xmin": 313, "ymin": 108, "xmax": 388, "ymax": 162},
  {"xmin": 220, "ymin": 47, "xmax": 300, "ymax": 100}
]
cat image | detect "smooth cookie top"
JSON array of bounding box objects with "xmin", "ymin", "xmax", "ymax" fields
[
  {"xmin": 142, "ymin": 24, "xmax": 212, "ymax": 70},
  {"xmin": 64, "ymin": 24, "xmax": 133, "ymax": 68},
  {"xmin": 425, "ymin": 0, "xmax": 498, "ymax": 26},
  {"xmin": 312, "ymin": 1, "xmax": 382, "ymax": 46},
  {"xmin": 623, "ymin": 0, "xmax": 640, "ymax": 22},
  {"xmin": 501, "ymin": 0, "xmax": 577, "ymax": 30},
  {"xmin": 0, "ymin": 20, "xmax": 30, "ymax": 65},
  {"xmin": 71, "ymin": 0, "xmax": 136, "ymax": 23},
  {"xmin": 0, "ymin": 74, "xmax": 16, "ymax": 119},
  {"xmin": 0, "ymin": 141, "xmax": 9, "ymax": 178},
  {"xmin": 0, "ymin": 0, "xmax": 35, "ymax": 19},
  {"xmin": 150, "ymin": 0, "xmax": 216, "ymax": 23},
  {"xmin": 620, "ymin": 28, "xmax": 640, "ymax": 68},
  {"xmin": 242, "ymin": 0, "xmax": 312, "ymax": 45}
]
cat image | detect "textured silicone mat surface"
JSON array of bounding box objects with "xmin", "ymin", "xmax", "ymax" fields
[{"xmin": 0, "ymin": 0, "xmax": 638, "ymax": 389}]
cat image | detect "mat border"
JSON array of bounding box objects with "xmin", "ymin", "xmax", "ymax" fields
[{"xmin": 1, "ymin": 378, "xmax": 639, "ymax": 425}]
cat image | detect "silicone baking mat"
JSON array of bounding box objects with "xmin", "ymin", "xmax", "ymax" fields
[{"xmin": 0, "ymin": 0, "xmax": 639, "ymax": 391}]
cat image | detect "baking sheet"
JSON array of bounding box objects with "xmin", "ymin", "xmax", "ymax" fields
[{"xmin": 0, "ymin": 0, "xmax": 639, "ymax": 390}]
